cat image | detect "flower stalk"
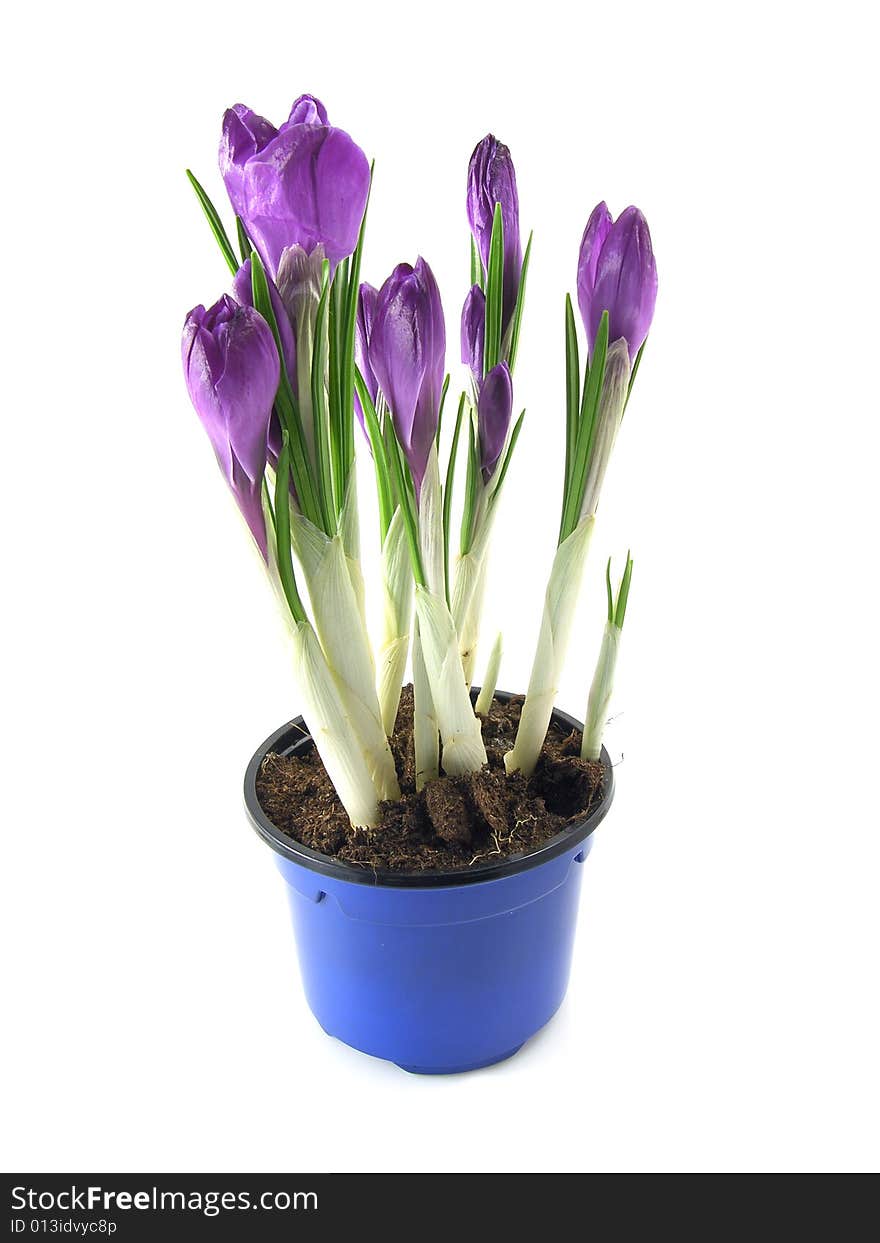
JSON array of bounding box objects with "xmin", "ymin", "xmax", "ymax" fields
[
  {"xmin": 475, "ymin": 633, "xmax": 503, "ymax": 716},
  {"xmin": 582, "ymin": 554, "xmax": 633, "ymax": 761}
]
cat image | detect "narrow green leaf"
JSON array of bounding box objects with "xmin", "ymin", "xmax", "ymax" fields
[
  {"xmin": 235, "ymin": 216, "xmax": 252, "ymax": 265},
  {"xmin": 355, "ymin": 370, "xmax": 394, "ymax": 541},
  {"xmin": 506, "ymin": 230, "xmax": 533, "ymax": 372},
  {"xmin": 483, "ymin": 203, "xmax": 505, "ymax": 374},
  {"xmin": 460, "ymin": 407, "xmax": 480, "ymax": 556},
  {"xmin": 614, "ymin": 552, "xmax": 634, "ymax": 629},
  {"xmin": 251, "ymin": 253, "xmax": 323, "ymax": 531},
  {"xmin": 443, "ymin": 394, "xmax": 466, "ymax": 605},
  {"xmin": 311, "ymin": 262, "xmax": 336, "ymax": 530},
  {"xmin": 559, "ymin": 310, "xmax": 609, "ymax": 543},
  {"xmin": 327, "ymin": 260, "xmax": 346, "ymax": 516},
  {"xmin": 605, "ymin": 557, "xmax": 614, "ymax": 623},
  {"xmin": 564, "ymin": 294, "xmax": 580, "ymax": 498},
  {"xmin": 186, "ymin": 169, "xmax": 238, "ymax": 276},
  {"xmin": 470, "ymin": 236, "xmax": 484, "ymax": 291},
  {"xmin": 436, "ymin": 373, "xmax": 450, "ymax": 447},
  {"xmin": 387, "ymin": 431, "xmax": 426, "ymax": 587},
  {"xmin": 274, "ymin": 434, "xmax": 307, "ymax": 624},
  {"xmin": 488, "ymin": 409, "xmax": 525, "ymax": 504}
]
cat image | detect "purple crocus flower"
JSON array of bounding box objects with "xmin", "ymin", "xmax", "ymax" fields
[
  {"xmin": 369, "ymin": 259, "xmax": 446, "ymax": 497},
  {"xmin": 467, "ymin": 135, "xmax": 522, "ymax": 331},
  {"xmin": 460, "ymin": 284, "xmax": 485, "ymax": 384},
  {"xmin": 241, "ymin": 122, "xmax": 370, "ymax": 276},
  {"xmin": 182, "ymin": 295, "xmax": 279, "ymax": 559},
  {"xmin": 219, "ymin": 104, "xmax": 278, "ymax": 220},
  {"xmin": 477, "ymin": 362, "xmax": 513, "ymax": 483},
  {"xmin": 577, "ymin": 203, "xmax": 657, "ymax": 361},
  {"xmin": 354, "ymin": 282, "xmax": 380, "ymax": 441},
  {"xmin": 219, "ymin": 96, "xmax": 370, "ymax": 278}
]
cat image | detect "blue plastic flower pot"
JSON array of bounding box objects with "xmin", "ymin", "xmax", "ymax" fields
[{"xmin": 244, "ymin": 693, "xmax": 614, "ymax": 1074}]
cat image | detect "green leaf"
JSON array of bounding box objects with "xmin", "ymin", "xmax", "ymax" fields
[
  {"xmin": 436, "ymin": 373, "xmax": 450, "ymax": 447},
  {"xmin": 274, "ymin": 434, "xmax": 307, "ymax": 624},
  {"xmin": 470, "ymin": 236, "xmax": 484, "ymax": 291},
  {"xmin": 186, "ymin": 169, "xmax": 238, "ymax": 276},
  {"xmin": 614, "ymin": 552, "xmax": 634, "ymax": 629},
  {"xmin": 460, "ymin": 406, "xmax": 480, "ymax": 556},
  {"xmin": 483, "ymin": 203, "xmax": 505, "ymax": 374},
  {"xmin": 250, "ymin": 253, "xmax": 323, "ymax": 532},
  {"xmin": 605, "ymin": 557, "xmax": 614, "ymax": 623},
  {"xmin": 506, "ymin": 230, "xmax": 532, "ymax": 372},
  {"xmin": 564, "ymin": 294, "xmax": 580, "ymax": 499},
  {"xmin": 488, "ymin": 409, "xmax": 525, "ymax": 505},
  {"xmin": 443, "ymin": 394, "xmax": 466, "ymax": 605},
  {"xmin": 235, "ymin": 216, "xmax": 252, "ymax": 265},
  {"xmin": 355, "ymin": 369, "xmax": 394, "ymax": 542},
  {"xmin": 387, "ymin": 430, "xmax": 426, "ymax": 587},
  {"xmin": 327, "ymin": 260, "xmax": 346, "ymax": 515},
  {"xmin": 559, "ymin": 311, "xmax": 609, "ymax": 543},
  {"xmin": 311, "ymin": 261, "xmax": 336, "ymax": 530}
]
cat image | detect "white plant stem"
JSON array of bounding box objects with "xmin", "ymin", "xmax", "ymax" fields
[
  {"xmin": 415, "ymin": 446, "xmax": 487, "ymax": 776},
  {"xmin": 475, "ymin": 632, "xmax": 503, "ymax": 715},
  {"xmin": 377, "ymin": 507, "xmax": 413, "ymax": 736},
  {"xmin": 290, "ymin": 620, "xmax": 381, "ymax": 828},
  {"xmin": 338, "ymin": 473, "xmax": 367, "ymax": 629},
  {"xmin": 415, "ymin": 585, "xmax": 487, "ymax": 775},
  {"xmin": 582, "ymin": 621, "xmax": 621, "ymax": 761},
  {"xmin": 291, "ymin": 508, "xmax": 400, "ymax": 804},
  {"xmin": 412, "ymin": 620, "xmax": 439, "ymax": 790},
  {"xmin": 450, "ymin": 515, "xmax": 492, "ymax": 688},
  {"xmin": 504, "ymin": 515, "xmax": 595, "ymax": 777}
]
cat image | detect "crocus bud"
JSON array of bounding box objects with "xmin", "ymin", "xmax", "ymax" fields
[
  {"xmin": 577, "ymin": 203, "xmax": 657, "ymax": 361},
  {"xmin": 232, "ymin": 259, "xmax": 296, "ymax": 377},
  {"xmin": 460, "ymin": 284, "xmax": 486, "ymax": 383},
  {"xmin": 285, "ymin": 94, "xmax": 328, "ymax": 127},
  {"xmin": 219, "ymin": 104, "xmax": 278, "ymax": 220},
  {"xmin": 369, "ymin": 259, "xmax": 446, "ymax": 497},
  {"xmin": 242, "ymin": 123, "xmax": 370, "ymax": 275},
  {"xmin": 182, "ymin": 295, "xmax": 279, "ymax": 558},
  {"xmin": 467, "ymin": 135, "xmax": 522, "ymax": 330},
  {"xmin": 354, "ymin": 282, "xmax": 380, "ymax": 442},
  {"xmin": 275, "ymin": 243, "xmax": 327, "ymax": 334},
  {"xmin": 477, "ymin": 362, "xmax": 513, "ymax": 483}
]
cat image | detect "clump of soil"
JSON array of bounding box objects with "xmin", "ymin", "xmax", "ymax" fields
[{"xmin": 255, "ymin": 686, "xmax": 607, "ymax": 874}]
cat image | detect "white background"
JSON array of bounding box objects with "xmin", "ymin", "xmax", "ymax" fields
[{"xmin": 2, "ymin": 0, "xmax": 878, "ymax": 1174}]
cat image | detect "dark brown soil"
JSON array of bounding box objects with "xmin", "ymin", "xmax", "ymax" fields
[{"xmin": 255, "ymin": 686, "xmax": 607, "ymax": 873}]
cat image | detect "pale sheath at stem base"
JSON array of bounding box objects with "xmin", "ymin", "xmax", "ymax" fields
[
  {"xmin": 377, "ymin": 507, "xmax": 413, "ymax": 736},
  {"xmin": 504, "ymin": 515, "xmax": 595, "ymax": 777},
  {"xmin": 415, "ymin": 446, "xmax": 487, "ymax": 776},
  {"xmin": 291, "ymin": 620, "xmax": 382, "ymax": 829},
  {"xmin": 415, "ymin": 586, "xmax": 487, "ymax": 775},
  {"xmin": 474, "ymin": 632, "xmax": 503, "ymax": 715},
  {"xmin": 291, "ymin": 508, "xmax": 400, "ymax": 804},
  {"xmin": 582, "ymin": 620, "xmax": 620, "ymax": 761},
  {"xmin": 451, "ymin": 516, "xmax": 493, "ymax": 689},
  {"xmin": 412, "ymin": 620, "xmax": 439, "ymax": 790}
]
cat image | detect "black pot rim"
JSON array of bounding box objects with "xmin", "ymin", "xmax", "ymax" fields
[{"xmin": 243, "ymin": 689, "xmax": 615, "ymax": 889}]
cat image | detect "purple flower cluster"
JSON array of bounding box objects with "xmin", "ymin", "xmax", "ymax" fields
[{"xmin": 182, "ymin": 98, "xmax": 658, "ymax": 557}]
